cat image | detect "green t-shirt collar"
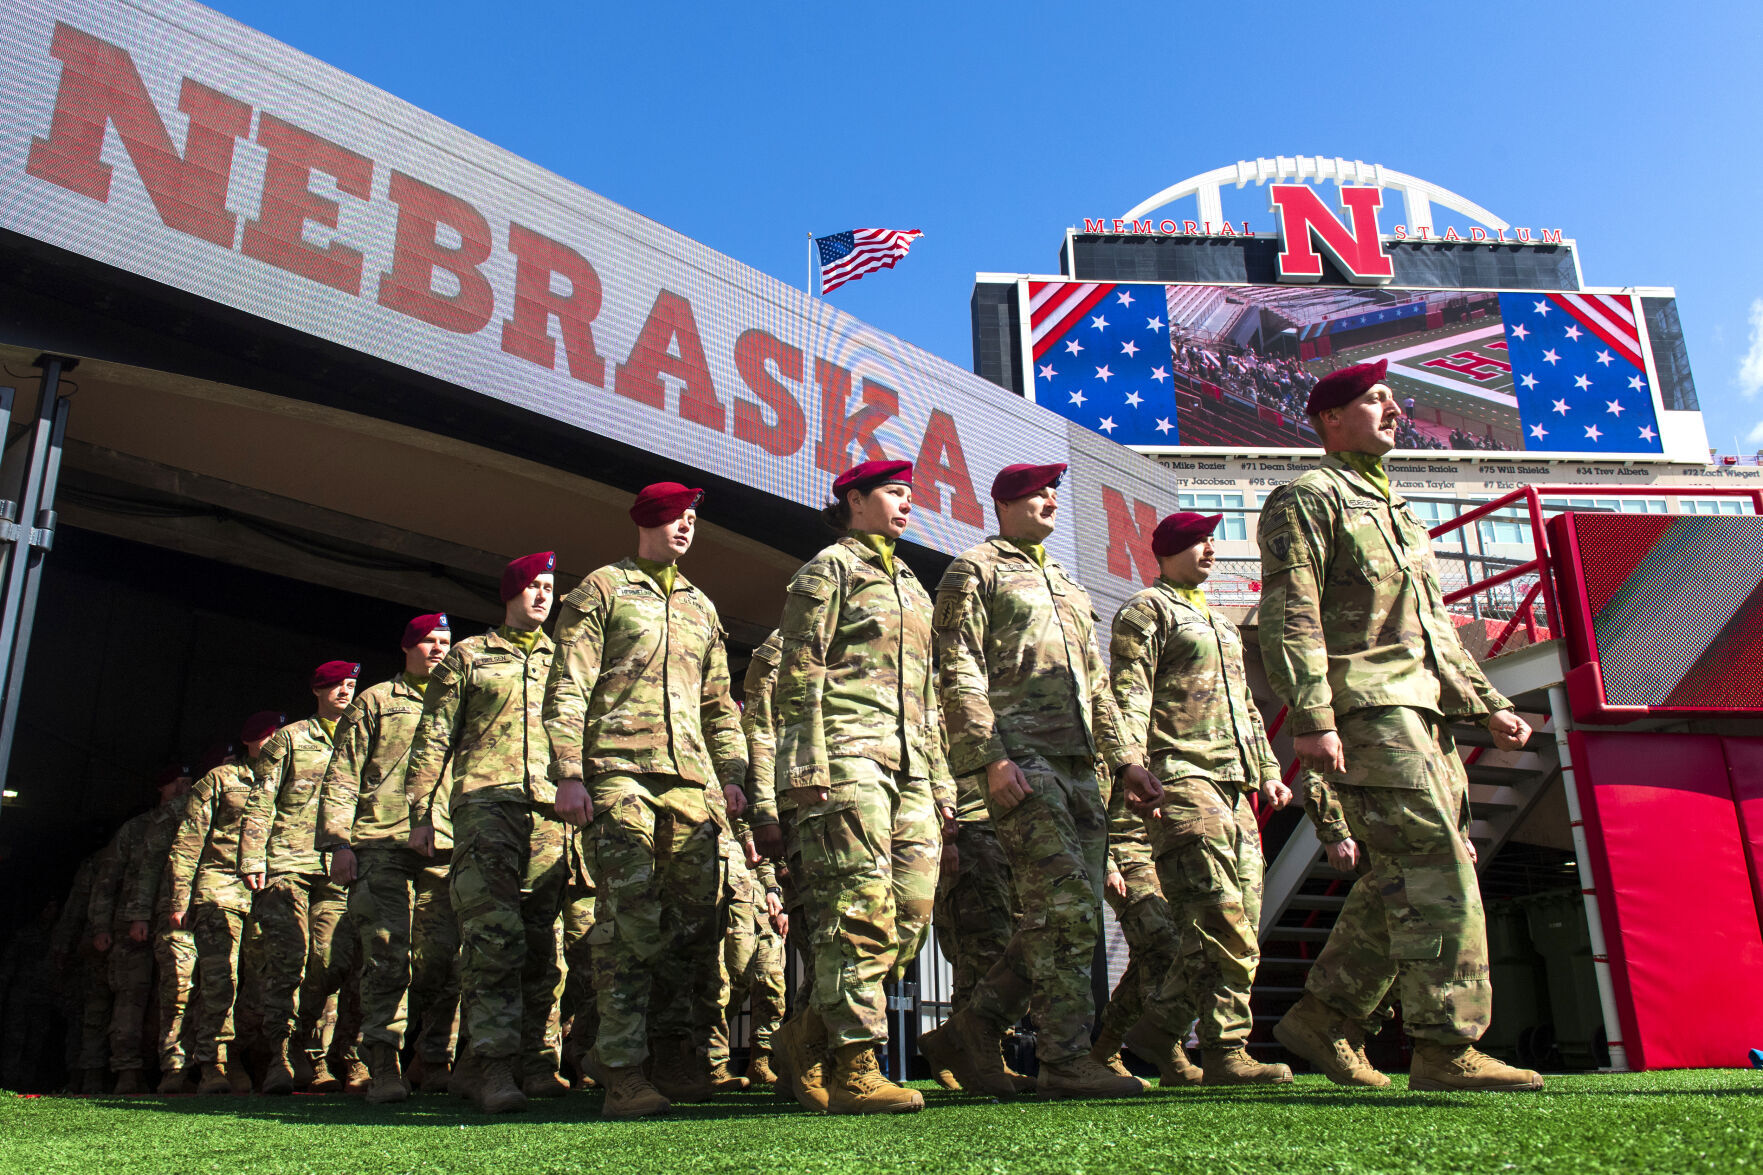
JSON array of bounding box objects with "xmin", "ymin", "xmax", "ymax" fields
[
  {"xmin": 497, "ymin": 624, "xmax": 543, "ymax": 654},
  {"xmin": 1160, "ymin": 577, "xmax": 1208, "ymax": 616},
  {"xmin": 633, "ymin": 556, "xmax": 678, "ymax": 596},
  {"xmin": 1005, "ymin": 537, "xmax": 1047, "ymax": 567},
  {"xmin": 402, "ymin": 671, "xmax": 430, "ymax": 698},
  {"xmin": 1338, "ymin": 450, "xmax": 1392, "ymax": 500},
  {"xmin": 316, "ymin": 715, "xmax": 337, "ymax": 741},
  {"xmin": 850, "ymin": 531, "xmax": 896, "ymax": 575}
]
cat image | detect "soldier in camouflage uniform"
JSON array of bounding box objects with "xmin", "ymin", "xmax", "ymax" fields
[
  {"xmin": 408, "ymin": 552, "xmax": 565, "ymax": 1114},
  {"xmin": 241, "ymin": 661, "xmax": 362, "ymax": 1095},
  {"xmin": 921, "ymin": 462, "xmax": 1159, "ymax": 1099},
  {"xmin": 113, "ymin": 765, "xmax": 197, "ymax": 1093},
  {"xmin": 543, "ymin": 485, "xmax": 747, "ymax": 1120},
  {"xmin": 168, "ymin": 719, "xmax": 283, "ymax": 1094},
  {"xmin": 320, "ymin": 613, "xmax": 461, "ymax": 1103},
  {"xmin": 557, "ymin": 850, "xmax": 598, "ymax": 1089},
  {"xmin": 1258, "ymin": 360, "xmax": 1542, "ymax": 1092},
  {"xmin": 708, "ymin": 818, "xmax": 787, "ymax": 1089},
  {"xmin": 1110, "ymin": 511, "xmax": 1293, "ymax": 1085},
  {"xmin": 51, "ymin": 850, "xmax": 111, "ymax": 1093},
  {"xmin": 767, "ymin": 459, "xmax": 953, "ymax": 1115}
]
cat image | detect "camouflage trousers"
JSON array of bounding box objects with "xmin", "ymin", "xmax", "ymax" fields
[
  {"xmin": 797, "ymin": 757, "xmax": 939, "ymax": 1051},
  {"xmin": 1307, "ymin": 706, "xmax": 1490, "ymax": 1044},
  {"xmin": 65, "ymin": 951, "xmax": 111, "ymax": 1072},
  {"xmin": 190, "ymin": 904, "xmax": 247, "ymax": 1064},
  {"xmin": 968, "ymin": 754, "xmax": 1107, "ymax": 1064},
  {"xmin": 559, "ymin": 881, "xmax": 598, "ymax": 1075},
  {"xmin": 1098, "ymin": 857, "xmax": 1188, "ymax": 1044},
  {"xmin": 104, "ymin": 930, "xmax": 166, "ymax": 1071},
  {"xmin": 153, "ymin": 923, "xmax": 198, "ymax": 1070},
  {"xmin": 349, "ymin": 844, "xmax": 460, "ymax": 1062},
  {"xmin": 586, "ymin": 772, "xmax": 720, "ymax": 1069},
  {"xmin": 932, "ymin": 818, "xmax": 1017, "ymax": 1016},
  {"xmin": 1141, "ymin": 777, "xmax": 1263, "ymax": 1047},
  {"xmin": 450, "ymin": 801, "xmax": 567, "ymax": 1068},
  {"xmin": 709, "ymin": 896, "xmax": 787, "ymax": 1065},
  {"xmin": 253, "ymin": 873, "xmax": 361, "ymax": 1062}
]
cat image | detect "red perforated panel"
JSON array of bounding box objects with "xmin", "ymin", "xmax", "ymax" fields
[
  {"xmin": 1574, "ymin": 513, "xmax": 1678, "ymax": 615},
  {"xmin": 1571, "ymin": 732, "xmax": 1763, "ymax": 1069},
  {"xmin": 1719, "ymin": 738, "xmax": 1763, "ymax": 941}
]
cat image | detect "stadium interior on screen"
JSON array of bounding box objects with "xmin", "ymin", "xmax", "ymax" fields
[{"xmin": 1027, "ymin": 281, "xmax": 1666, "ymax": 456}]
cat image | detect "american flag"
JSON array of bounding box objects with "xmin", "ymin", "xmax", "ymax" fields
[
  {"xmin": 815, "ymin": 228, "xmax": 923, "ymax": 294},
  {"xmin": 1498, "ymin": 293, "xmax": 1663, "ymax": 454},
  {"xmin": 1029, "ymin": 281, "xmax": 1182, "ymax": 444}
]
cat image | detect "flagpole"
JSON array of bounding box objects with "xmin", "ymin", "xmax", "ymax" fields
[{"xmin": 806, "ymin": 231, "xmax": 815, "ymax": 296}]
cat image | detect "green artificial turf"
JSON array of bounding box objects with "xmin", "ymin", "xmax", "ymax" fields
[{"xmin": 4, "ymin": 1072, "xmax": 1761, "ymax": 1175}]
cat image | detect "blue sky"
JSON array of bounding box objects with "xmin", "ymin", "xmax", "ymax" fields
[{"xmin": 209, "ymin": 0, "xmax": 1763, "ymax": 455}]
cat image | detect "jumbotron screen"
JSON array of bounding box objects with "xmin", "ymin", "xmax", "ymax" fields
[{"xmin": 1026, "ymin": 280, "xmax": 1666, "ymax": 457}]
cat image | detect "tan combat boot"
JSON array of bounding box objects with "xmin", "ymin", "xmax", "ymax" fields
[
  {"xmin": 1122, "ymin": 1018, "xmax": 1204, "ymax": 1087},
  {"xmin": 775, "ymin": 1016, "xmax": 831, "ymax": 1111},
  {"xmin": 649, "ymin": 1036, "xmax": 712, "ymax": 1102},
  {"xmin": 1409, "ymin": 1042, "xmax": 1544, "ymax": 1092},
  {"xmin": 601, "ymin": 1061, "xmax": 671, "ymax": 1119},
  {"xmin": 364, "ymin": 1043, "xmax": 409, "ymax": 1105},
  {"xmin": 522, "ymin": 1060, "xmax": 571, "ymax": 1100},
  {"xmin": 197, "ymin": 1062, "xmax": 232, "ymax": 1096},
  {"xmin": 292, "ymin": 1046, "xmax": 317, "ymax": 1090},
  {"xmin": 474, "ymin": 1057, "xmax": 529, "ymax": 1113},
  {"xmin": 945, "ymin": 1008, "xmax": 1021, "ymax": 1097},
  {"xmin": 1273, "ymin": 994, "xmax": 1390, "ymax": 1088},
  {"xmin": 113, "ymin": 1069, "xmax": 145, "ymax": 1095},
  {"xmin": 449, "ymin": 1049, "xmax": 482, "ymax": 1102},
  {"xmin": 827, "ymin": 1043, "xmax": 923, "ymax": 1114},
  {"xmin": 1037, "ymin": 1054, "xmax": 1147, "ymax": 1099},
  {"xmin": 417, "ymin": 1059, "xmax": 452, "ymax": 1094},
  {"xmin": 915, "ymin": 1018, "xmax": 966, "ymax": 1090},
  {"xmin": 261, "ymin": 1039, "xmax": 296, "ymax": 1096},
  {"xmin": 1202, "ymin": 1046, "xmax": 1295, "ymax": 1085},
  {"xmin": 744, "ymin": 1047, "xmax": 777, "ymax": 1087},
  {"xmin": 156, "ymin": 1065, "xmax": 189, "ymax": 1096},
  {"xmin": 708, "ymin": 1059, "xmax": 750, "ymax": 1092},
  {"xmin": 78, "ymin": 1068, "xmax": 107, "ymax": 1094},
  {"xmin": 337, "ymin": 1055, "xmax": 371, "ymax": 1095},
  {"xmin": 225, "ymin": 1046, "xmax": 254, "ymax": 1095}
]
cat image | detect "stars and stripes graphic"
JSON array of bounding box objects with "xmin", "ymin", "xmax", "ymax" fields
[
  {"xmin": 1029, "ymin": 281, "xmax": 1181, "ymax": 444},
  {"xmin": 814, "ymin": 228, "xmax": 924, "ymax": 294},
  {"xmin": 1499, "ymin": 292, "xmax": 1663, "ymax": 454}
]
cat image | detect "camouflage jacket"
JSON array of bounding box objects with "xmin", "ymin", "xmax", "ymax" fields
[
  {"xmin": 1297, "ymin": 770, "xmax": 1351, "ymax": 845},
  {"xmin": 319, "ymin": 676, "xmax": 450, "ymax": 851},
  {"xmin": 119, "ymin": 795, "xmax": 192, "ymax": 924},
  {"xmin": 932, "ymin": 537, "xmax": 1134, "ymax": 778},
  {"xmin": 741, "ymin": 631, "xmax": 786, "ymax": 827},
  {"xmin": 1111, "ymin": 580, "xmax": 1281, "ymax": 791},
  {"xmin": 1104, "ymin": 771, "xmax": 1154, "ymax": 875},
  {"xmin": 408, "ymin": 628, "xmax": 556, "ymax": 823},
  {"xmin": 543, "ymin": 560, "xmax": 745, "ymax": 791},
  {"xmin": 168, "ymin": 761, "xmax": 259, "ymax": 915},
  {"xmin": 240, "ymin": 717, "xmax": 337, "ymax": 877},
  {"xmin": 1257, "ymin": 454, "xmax": 1511, "ymax": 735},
  {"xmin": 87, "ymin": 809, "xmax": 155, "ymax": 936},
  {"xmin": 775, "ymin": 536, "xmax": 952, "ymax": 802},
  {"xmin": 50, "ymin": 856, "xmax": 97, "ymax": 962}
]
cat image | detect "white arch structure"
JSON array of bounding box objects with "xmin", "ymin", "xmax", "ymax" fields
[{"xmin": 1121, "ymin": 156, "xmax": 1508, "ymax": 235}]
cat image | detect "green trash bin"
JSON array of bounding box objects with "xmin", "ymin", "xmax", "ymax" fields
[
  {"xmin": 1521, "ymin": 888, "xmax": 1608, "ymax": 1069},
  {"xmin": 1482, "ymin": 899, "xmax": 1547, "ymax": 1065}
]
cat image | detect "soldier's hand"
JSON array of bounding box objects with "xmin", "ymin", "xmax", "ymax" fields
[
  {"xmin": 770, "ymin": 909, "xmax": 790, "ymax": 939},
  {"xmin": 243, "ymin": 872, "xmax": 266, "ymax": 891},
  {"xmin": 128, "ymin": 920, "xmax": 150, "ymax": 944},
  {"xmin": 984, "ymin": 758, "xmax": 1033, "ymax": 815},
  {"xmin": 1487, "ymin": 710, "xmax": 1532, "ymax": 751},
  {"xmin": 407, "ymin": 827, "xmax": 436, "ymax": 858},
  {"xmin": 1325, "ymin": 838, "xmax": 1359, "ymax": 872},
  {"xmin": 1105, "ymin": 870, "xmax": 1127, "ymax": 900},
  {"xmin": 168, "ymin": 910, "xmax": 189, "ymax": 932},
  {"xmin": 1295, "ymin": 730, "xmax": 1346, "ymax": 775},
  {"xmin": 1260, "ymin": 779, "xmax": 1293, "ymax": 811},
  {"xmin": 786, "ymin": 785, "xmax": 830, "ymax": 808},
  {"xmin": 743, "ymin": 838, "xmax": 763, "ymax": 869},
  {"xmin": 91, "ymin": 931, "xmax": 112, "ymax": 954},
  {"xmin": 1121, "ymin": 764, "xmax": 1162, "ymax": 815},
  {"xmin": 1465, "ymin": 836, "xmax": 1479, "ymax": 866},
  {"xmin": 723, "ymin": 783, "xmax": 748, "ymax": 820},
  {"xmin": 554, "ymin": 778, "xmax": 592, "ymax": 828},
  {"xmin": 765, "ymin": 890, "xmax": 785, "ymax": 920},
  {"xmin": 753, "ymin": 822, "xmax": 785, "ymax": 861},
  {"xmin": 329, "ymin": 846, "xmax": 358, "ymax": 885}
]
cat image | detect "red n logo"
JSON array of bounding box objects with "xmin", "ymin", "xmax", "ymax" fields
[{"xmin": 1270, "ymin": 184, "xmax": 1394, "ymax": 286}]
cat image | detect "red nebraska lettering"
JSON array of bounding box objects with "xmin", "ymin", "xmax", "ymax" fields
[
  {"xmin": 616, "ymin": 289, "xmax": 725, "ymax": 431},
  {"xmin": 730, "ymin": 330, "xmax": 807, "ymax": 456},
  {"xmin": 26, "ymin": 22, "xmax": 252, "ymax": 249},
  {"xmin": 377, "ymin": 171, "xmax": 495, "ymax": 333},
  {"xmin": 1102, "ymin": 486, "xmax": 1160, "ymax": 584},
  {"xmin": 239, "ymin": 114, "xmax": 372, "ymax": 294},
  {"xmin": 499, "ymin": 223, "xmax": 608, "ymax": 386},
  {"xmin": 815, "ymin": 361, "xmax": 898, "ymax": 473},
  {"xmin": 1269, "ymin": 184, "xmax": 1395, "ymax": 285},
  {"xmin": 912, "ymin": 410, "xmax": 982, "ymax": 526}
]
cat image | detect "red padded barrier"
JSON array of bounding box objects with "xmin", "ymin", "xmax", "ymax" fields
[
  {"xmin": 1570, "ymin": 732, "xmax": 1763, "ymax": 1069},
  {"xmin": 1717, "ymin": 737, "xmax": 1763, "ymax": 943}
]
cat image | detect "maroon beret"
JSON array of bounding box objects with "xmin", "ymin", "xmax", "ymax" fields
[
  {"xmin": 152, "ymin": 762, "xmax": 192, "ymax": 788},
  {"xmin": 631, "ymin": 482, "xmax": 704, "ymax": 528},
  {"xmin": 401, "ymin": 612, "xmax": 450, "ymax": 650},
  {"xmin": 240, "ymin": 711, "xmax": 284, "ymax": 744},
  {"xmin": 831, "ymin": 459, "xmax": 912, "ymax": 500},
  {"xmin": 991, "ymin": 462, "xmax": 1067, "ymax": 502},
  {"xmin": 1151, "ymin": 511, "xmax": 1223, "ymax": 558},
  {"xmin": 500, "ymin": 551, "xmax": 556, "ymax": 601},
  {"xmin": 311, "ymin": 660, "xmax": 360, "ymax": 690},
  {"xmin": 196, "ymin": 741, "xmax": 238, "ymax": 777},
  {"xmin": 1305, "ymin": 358, "xmax": 1388, "ymax": 416}
]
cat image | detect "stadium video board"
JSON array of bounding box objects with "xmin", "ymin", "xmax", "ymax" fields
[{"xmin": 1025, "ymin": 280, "xmax": 1669, "ymax": 457}]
